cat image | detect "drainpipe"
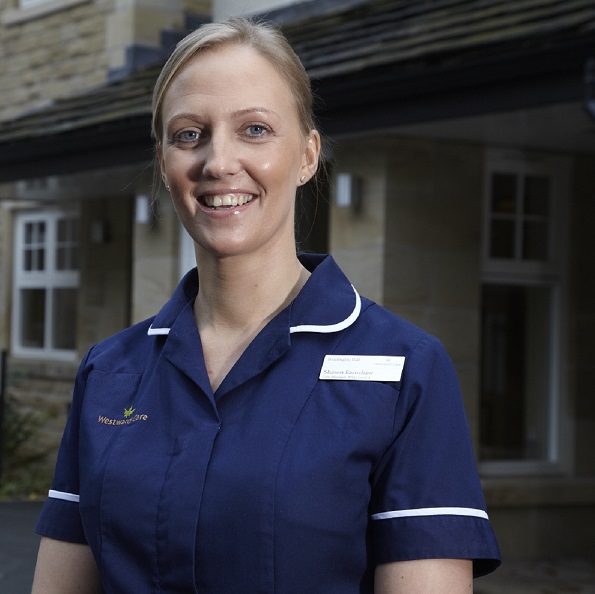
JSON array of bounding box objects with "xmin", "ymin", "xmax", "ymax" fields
[
  {"xmin": 0, "ymin": 350, "xmax": 6, "ymax": 482},
  {"xmin": 585, "ymin": 58, "xmax": 595, "ymax": 121}
]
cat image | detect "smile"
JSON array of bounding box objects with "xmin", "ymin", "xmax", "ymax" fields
[{"xmin": 202, "ymin": 194, "xmax": 255, "ymax": 208}]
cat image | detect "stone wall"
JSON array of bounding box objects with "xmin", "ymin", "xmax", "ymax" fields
[
  {"xmin": 329, "ymin": 137, "xmax": 389, "ymax": 306},
  {"xmin": 0, "ymin": 0, "xmax": 112, "ymax": 121},
  {"xmin": 0, "ymin": 0, "xmax": 213, "ymax": 122},
  {"xmin": 78, "ymin": 195, "xmax": 133, "ymax": 355},
  {"xmin": 330, "ymin": 135, "xmax": 483, "ymax": 441},
  {"xmin": 214, "ymin": 0, "xmax": 296, "ymax": 19},
  {"xmin": 132, "ymin": 185, "xmax": 181, "ymax": 325},
  {"xmin": 383, "ymin": 137, "xmax": 483, "ymax": 439}
]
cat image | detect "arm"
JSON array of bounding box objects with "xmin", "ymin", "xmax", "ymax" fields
[
  {"xmin": 375, "ymin": 558, "xmax": 472, "ymax": 594},
  {"xmin": 31, "ymin": 537, "xmax": 104, "ymax": 594}
]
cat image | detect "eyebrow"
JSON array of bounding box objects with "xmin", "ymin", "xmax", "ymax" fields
[
  {"xmin": 167, "ymin": 107, "xmax": 280, "ymax": 123},
  {"xmin": 232, "ymin": 106, "xmax": 280, "ymax": 119}
]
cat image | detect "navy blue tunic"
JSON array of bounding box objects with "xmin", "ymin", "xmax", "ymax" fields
[{"xmin": 37, "ymin": 254, "xmax": 500, "ymax": 592}]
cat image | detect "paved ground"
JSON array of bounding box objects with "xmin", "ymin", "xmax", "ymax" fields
[
  {"xmin": 475, "ymin": 558, "xmax": 595, "ymax": 593},
  {"xmin": 1, "ymin": 501, "xmax": 594, "ymax": 593},
  {"xmin": 0, "ymin": 501, "xmax": 42, "ymax": 594}
]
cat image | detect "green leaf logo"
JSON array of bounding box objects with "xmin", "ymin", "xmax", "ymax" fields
[{"xmin": 123, "ymin": 406, "xmax": 135, "ymax": 418}]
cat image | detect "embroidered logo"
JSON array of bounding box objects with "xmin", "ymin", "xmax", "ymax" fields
[{"xmin": 97, "ymin": 405, "xmax": 148, "ymax": 427}]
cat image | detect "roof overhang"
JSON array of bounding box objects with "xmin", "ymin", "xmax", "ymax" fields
[{"xmin": 0, "ymin": 0, "xmax": 594, "ymax": 182}]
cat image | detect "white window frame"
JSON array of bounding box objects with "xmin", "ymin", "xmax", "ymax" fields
[
  {"xmin": 12, "ymin": 209, "xmax": 80, "ymax": 362},
  {"xmin": 479, "ymin": 148, "xmax": 571, "ymax": 476}
]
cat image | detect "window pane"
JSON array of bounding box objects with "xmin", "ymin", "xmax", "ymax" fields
[
  {"xmin": 490, "ymin": 220, "xmax": 515, "ymax": 259},
  {"xmin": 524, "ymin": 175, "xmax": 549, "ymax": 216},
  {"xmin": 491, "ymin": 173, "xmax": 516, "ymax": 214},
  {"xmin": 523, "ymin": 221, "xmax": 548, "ymax": 260},
  {"xmin": 20, "ymin": 288, "xmax": 46, "ymax": 348},
  {"xmin": 24, "ymin": 249, "xmax": 33, "ymax": 271},
  {"xmin": 480, "ymin": 284, "xmax": 552, "ymax": 461},
  {"xmin": 56, "ymin": 217, "xmax": 79, "ymax": 271},
  {"xmin": 52, "ymin": 288, "xmax": 78, "ymax": 350},
  {"xmin": 24, "ymin": 222, "xmax": 33, "ymax": 244},
  {"xmin": 22, "ymin": 222, "xmax": 46, "ymax": 271}
]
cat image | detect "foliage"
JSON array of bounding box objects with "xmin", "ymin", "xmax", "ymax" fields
[{"xmin": 0, "ymin": 395, "xmax": 51, "ymax": 500}]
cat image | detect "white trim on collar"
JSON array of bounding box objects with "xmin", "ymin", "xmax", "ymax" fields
[
  {"xmin": 147, "ymin": 285, "xmax": 361, "ymax": 337},
  {"xmin": 290, "ymin": 285, "xmax": 361, "ymax": 334},
  {"xmin": 147, "ymin": 325, "xmax": 171, "ymax": 336}
]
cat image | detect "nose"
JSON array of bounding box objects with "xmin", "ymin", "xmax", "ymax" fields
[{"xmin": 201, "ymin": 130, "xmax": 241, "ymax": 179}]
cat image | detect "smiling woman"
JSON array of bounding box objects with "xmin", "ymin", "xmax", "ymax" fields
[
  {"xmin": 31, "ymin": 17, "xmax": 500, "ymax": 594},
  {"xmin": 156, "ymin": 42, "xmax": 319, "ymax": 264}
]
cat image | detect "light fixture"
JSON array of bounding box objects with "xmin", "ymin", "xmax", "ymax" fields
[
  {"xmin": 335, "ymin": 173, "xmax": 362, "ymax": 211},
  {"xmin": 135, "ymin": 194, "xmax": 151, "ymax": 224}
]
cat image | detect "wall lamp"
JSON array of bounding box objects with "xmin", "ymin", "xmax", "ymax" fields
[
  {"xmin": 135, "ymin": 194, "xmax": 159, "ymax": 227},
  {"xmin": 334, "ymin": 173, "xmax": 363, "ymax": 212}
]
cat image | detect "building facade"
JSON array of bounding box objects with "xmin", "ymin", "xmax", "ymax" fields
[{"xmin": 0, "ymin": 0, "xmax": 594, "ymax": 563}]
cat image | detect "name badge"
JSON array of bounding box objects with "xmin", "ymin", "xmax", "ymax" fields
[{"xmin": 319, "ymin": 355, "xmax": 405, "ymax": 382}]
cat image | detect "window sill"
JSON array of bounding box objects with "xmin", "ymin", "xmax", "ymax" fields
[
  {"xmin": 482, "ymin": 477, "xmax": 595, "ymax": 508},
  {"xmin": 2, "ymin": 0, "xmax": 90, "ymax": 26}
]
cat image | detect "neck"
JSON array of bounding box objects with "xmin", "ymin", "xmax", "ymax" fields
[{"xmin": 193, "ymin": 246, "xmax": 309, "ymax": 335}]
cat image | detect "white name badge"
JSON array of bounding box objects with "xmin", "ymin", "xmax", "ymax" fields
[{"xmin": 319, "ymin": 355, "xmax": 405, "ymax": 382}]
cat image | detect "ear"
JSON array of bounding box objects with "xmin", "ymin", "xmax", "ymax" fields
[{"xmin": 298, "ymin": 130, "xmax": 321, "ymax": 185}]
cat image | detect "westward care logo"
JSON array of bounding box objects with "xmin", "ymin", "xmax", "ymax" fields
[{"xmin": 98, "ymin": 406, "xmax": 149, "ymax": 426}]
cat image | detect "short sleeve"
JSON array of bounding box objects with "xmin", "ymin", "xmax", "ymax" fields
[
  {"xmin": 370, "ymin": 335, "xmax": 501, "ymax": 577},
  {"xmin": 35, "ymin": 350, "xmax": 92, "ymax": 544}
]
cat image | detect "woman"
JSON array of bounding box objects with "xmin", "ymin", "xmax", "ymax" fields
[{"xmin": 32, "ymin": 17, "xmax": 500, "ymax": 593}]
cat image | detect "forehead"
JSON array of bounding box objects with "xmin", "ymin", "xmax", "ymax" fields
[{"xmin": 162, "ymin": 44, "xmax": 295, "ymax": 115}]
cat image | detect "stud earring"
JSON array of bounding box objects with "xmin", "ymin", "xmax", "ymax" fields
[{"xmin": 300, "ymin": 175, "xmax": 307, "ymax": 183}]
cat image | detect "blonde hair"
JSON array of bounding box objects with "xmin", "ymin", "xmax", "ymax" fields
[{"xmin": 151, "ymin": 17, "xmax": 317, "ymax": 143}]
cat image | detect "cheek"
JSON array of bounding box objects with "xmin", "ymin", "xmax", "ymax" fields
[
  {"xmin": 162, "ymin": 149, "xmax": 201, "ymax": 183},
  {"xmin": 254, "ymin": 145, "xmax": 300, "ymax": 181}
]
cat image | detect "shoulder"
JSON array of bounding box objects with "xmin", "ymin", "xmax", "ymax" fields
[
  {"xmin": 80, "ymin": 317, "xmax": 157, "ymax": 376},
  {"xmin": 354, "ymin": 296, "xmax": 443, "ymax": 356}
]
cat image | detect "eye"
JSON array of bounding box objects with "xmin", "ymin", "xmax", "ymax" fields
[
  {"xmin": 171, "ymin": 129, "xmax": 201, "ymax": 145},
  {"xmin": 244, "ymin": 123, "xmax": 271, "ymax": 138}
]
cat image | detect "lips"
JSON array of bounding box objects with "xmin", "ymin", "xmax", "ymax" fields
[{"xmin": 202, "ymin": 193, "xmax": 255, "ymax": 208}]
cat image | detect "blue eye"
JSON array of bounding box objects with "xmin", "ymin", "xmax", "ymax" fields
[
  {"xmin": 174, "ymin": 130, "xmax": 200, "ymax": 143},
  {"xmin": 246, "ymin": 124, "xmax": 269, "ymax": 137}
]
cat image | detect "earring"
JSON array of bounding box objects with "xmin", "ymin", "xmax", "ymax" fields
[
  {"xmin": 165, "ymin": 184, "xmax": 170, "ymax": 191},
  {"xmin": 300, "ymin": 175, "xmax": 307, "ymax": 183}
]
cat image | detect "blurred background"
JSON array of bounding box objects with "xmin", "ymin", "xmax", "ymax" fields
[{"xmin": 0, "ymin": 0, "xmax": 594, "ymax": 591}]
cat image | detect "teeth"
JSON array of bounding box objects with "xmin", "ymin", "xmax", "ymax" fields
[{"xmin": 204, "ymin": 194, "xmax": 254, "ymax": 208}]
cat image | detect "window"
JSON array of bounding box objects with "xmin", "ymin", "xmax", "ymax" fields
[
  {"xmin": 12, "ymin": 210, "xmax": 79, "ymax": 360},
  {"xmin": 19, "ymin": 0, "xmax": 49, "ymax": 7},
  {"xmin": 480, "ymin": 150, "xmax": 569, "ymax": 474}
]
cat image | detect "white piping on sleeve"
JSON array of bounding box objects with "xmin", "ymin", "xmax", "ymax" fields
[
  {"xmin": 48, "ymin": 489, "xmax": 80, "ymax": 503},
  {"xmin": 371, "ymin": 507, "xmax": 489, "ymax": 521},
  {"xmin": 147, "ymin": 325, "xmax": 170, "ymax": 336},
  {"xmin": 290, "ymin": 285, "xmax": 361, "ymax": 334}
]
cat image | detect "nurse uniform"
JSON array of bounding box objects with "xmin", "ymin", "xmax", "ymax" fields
[{"xmin": 37, "ymin": 254, "xmax": 501, "ymax": 593}]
